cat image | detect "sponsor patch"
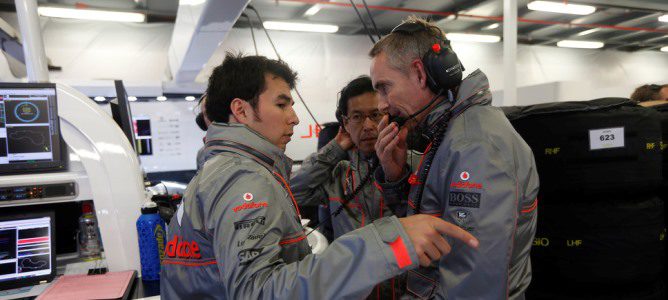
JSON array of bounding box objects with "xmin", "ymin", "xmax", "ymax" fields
[
  {"xmin": 459, "ymin": 171, "xmax": 470, "ymax": 181},
  {"xmin": 452, "ymin": 209, "xmax": 475, "ymax": 232},
  {"xmin": 165, "ymin": 235, "xmax": 201, "ymax": 259},
  {"xmin": 450, "ymin": 181, "xmax": 483, "ymax": 190},
  {"xmin": 234, "ymin": 216, "xmax": 266, "ymax": 230},
  {"xmin": 233, "ymin": 202, "xmax": 268, "ymax": 213},
  {"xmin": 238, "ymin": 248, "xmax": 263, "ymax": 265},
  {"xmin": 448, "ymin": 191, "xmax": 481, "ymax": 208},
  {"xmin": 243, "ymin": 193, "xmax": 254, "ymax": 201}
]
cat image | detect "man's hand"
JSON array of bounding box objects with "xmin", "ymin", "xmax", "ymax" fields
[
  {"xmin": 376, "ymin": 115, "xmax": 408, "ymax": 182},
  {"xmin": 334, "ymin": 127, "xmax": 353, "ymax": 150},
  {"xmin": 399, "ymin": 215, "xmax": 479, "ymax": 267}
]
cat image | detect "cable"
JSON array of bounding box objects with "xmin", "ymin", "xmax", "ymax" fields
[
  {"xmin": 246, "ymin": 4, "xmax": 321, "ymax": 128},
  {"xmin": 349, "ymin": 0, "xmax": 377, "ymax": 44},
  {"xmin": 360, "ymin": 0, "xmax": 381, "ymax": 40},
  {"xmin": 307, "ymin": 158, "xmax": 379, "ymax": 236},
  {"xmin": 241, "ymin": 13, "xmax": 259, "ymax": 55}
]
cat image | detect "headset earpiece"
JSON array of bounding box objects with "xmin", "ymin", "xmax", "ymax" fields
[{"xmin": 391, "ymin": 21, "xmax": 464, "ymax": 94}]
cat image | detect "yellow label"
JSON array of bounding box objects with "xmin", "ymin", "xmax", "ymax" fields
[
  {"xmin": 566, "ymin": 239, "xmax": 583, "ymax": 247},
  {"xmin": 533, "ymin": 237, "xmax": 549, "ymax": 247},
  {"xmin": 154, "ymin": 224, "xmax": 166, "ymax": 260}
]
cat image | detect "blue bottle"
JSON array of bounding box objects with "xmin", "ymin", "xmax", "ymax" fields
[{"xmin": 136, "ymin": 200, "xmax": 166, "ymax": 281}]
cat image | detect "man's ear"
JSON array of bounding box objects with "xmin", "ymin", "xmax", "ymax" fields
[
  {"xmin": 230, "ymin": 98, "xmax": 249, "ymax": 124},
  {"xmin": 410, "ymin": 58, "xmax": 428, "ymax": 89}
]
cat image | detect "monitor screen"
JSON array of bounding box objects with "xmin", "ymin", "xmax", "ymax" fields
[
  {"xmin": 110, "ymin": 80, "xmax": 137, "ymax": 153},
  {"xmin": 0, "ymin": 212, "xmax": 56, "ymax": 290},
  {"xmin": 0, "ymin": 83, "xmax": 67, "ymax": 174}
]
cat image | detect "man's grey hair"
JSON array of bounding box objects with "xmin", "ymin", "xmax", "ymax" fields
[{"xmin": 369, "ymin": 16, "xmax": 446, "ymax": 74}]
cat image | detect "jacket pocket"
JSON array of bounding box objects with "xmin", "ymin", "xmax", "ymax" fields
[{"xmin": 406, "ymin": 270, "xmax": 438, "ymax": 299}]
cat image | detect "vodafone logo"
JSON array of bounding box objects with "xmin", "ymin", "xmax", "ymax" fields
[
  {"xmin": 243, "ymin": 193, "xmax": 254, "ymax": 202},
  {"xmin": 460, "ymin": 171, "xmax": 470, "ymax": 181}
]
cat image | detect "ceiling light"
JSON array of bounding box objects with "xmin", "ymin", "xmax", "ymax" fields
[
  {"xmin": 128, "ymin": 96, "xmax": 137, "ymax": 102},
  {"xmin": 38, "ymin": 7, "xmax": 146, "ymax": 23},
  {"xmin": 93, "ymin": 96, "xmax": 106, "ymax": 102},
  {"xmin": 659, "ymin": 15, "xmax": 668, "ymax": 23},
  {"xmin": 185, "ymin": 96, "xmax": 196, "ymax": 101},
  {"xmin": 445, "ymin": 33, "xmax": 501, "ymax": 43},
  {"xmin": 557, "ymin": 40, "xmax": 604, "ymax": 49},
  {"xmin": 661, "ymin": 46, "xmax": 668, "ymax": 52},
  {"xmin": 263, "ymin": 21, "xmax": 338, "ymax": 33},
  {"xmin": 304, "ymin": 4, "xmax": 321, "ymax": 17},
  {"xmin": 180, "ymin": 0, "xmax": 206, "ymax": 6},
  {"xmin": 156, "ymin": 96, "xmax": 167, "ymax": 101},
  {"xmin": 484, "ymin": 23, "xmax": 500, "ymax": 30},
  {"xmin": 576, "ymin": 28, "xmax": 599, "ymax": 36},
  {"xmin": 527, "ymin": 1, "xmax": 596, "ymax": 15}
]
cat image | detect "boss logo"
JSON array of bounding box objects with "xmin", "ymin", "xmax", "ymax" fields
[{"xmin": 448, "ymin": 192, "xmax": 481, "ymax": 208}]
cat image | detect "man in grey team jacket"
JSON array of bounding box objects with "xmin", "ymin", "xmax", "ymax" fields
[
  {"xmin": 370, "ymin": 18, "xmax": 539, "ymax": 299},
  {"xmin": 160, "ymin": 53, "xmax": 479, "ymax": 299},
  {"xmin": 290, "ymin": 76, "xmax": 420, "ymax": 299}
]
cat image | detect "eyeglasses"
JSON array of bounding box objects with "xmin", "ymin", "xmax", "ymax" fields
[{"xmin": 343, "ymin": 111, "xmax": 387, "ymax": 124}]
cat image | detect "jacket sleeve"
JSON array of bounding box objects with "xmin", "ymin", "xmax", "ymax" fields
[
  {"xmin": 290, "ymin": 140, "xmax": 347, "ymax": 206},
  {"xmin": 210, "ymin": 169, "xmax": 420, "ymax": 299},
  {"xmin": 431, "ymin": 138, "xmax": 518, "ymax": 299}
]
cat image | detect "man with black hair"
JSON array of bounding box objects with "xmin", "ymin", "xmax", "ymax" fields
[
  {"xmin": 369, "ymin": 17, "xmax": 539, "ymax": 299},
  {"xmin": 291, "ymin": 76, "xmax": 420, "ymax": 298},
  {"xmin": 160, "ymin": 53, "xmax": 479, "ymax": 299}
]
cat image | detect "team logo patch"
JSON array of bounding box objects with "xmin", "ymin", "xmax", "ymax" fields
[
  {"xmin": 165, "ymin": 235, "xmax": 201, "ymax": 259},
  {"xmin": 450, "ymin": 181, "xmax": 483, "ymax": 190},
  {"xmin": 234, "ymin": 216, "xmax": 266, "ymax": 230},
  {"xmin": 448, "ymin": 191, "xmax": 481, "ymax": 208},
  {"xmin": 460, "ymin": 171, "xmax": 470, "ymax": 181},
  {"xmin": 243, "ymin": 193, "xmax": 254, "ymax": 202},
  {"xmin": 238, "ymin": 248, "xmax": 263, "ymax": 265},
  {"xmin": 233, "ymin": 202, "xmax": 268, "ymax": 213},
  {"xmin": 452, "ymin": 209, "xmax": 476, "ymax": 232}
]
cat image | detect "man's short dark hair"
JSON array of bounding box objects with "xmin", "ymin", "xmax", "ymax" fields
[
  {"xmin": 206, "ymin": 53, "xmax": 298, "ymax": 123},
  {"xmin": 335, "ymin": 75, "xmax": 375, "ymax": 124},
  {"xmin": 630, "ymin": 84, "xmax": 667, "ymax": 102}
]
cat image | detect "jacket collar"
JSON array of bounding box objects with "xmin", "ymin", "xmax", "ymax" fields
[
  {"xmin": 418, "ymin": 69, "xmax": 492, "ymax": 133},
  {"xmin": 203, "ymin": 123, "xmax": 293, "ymax": 179}
]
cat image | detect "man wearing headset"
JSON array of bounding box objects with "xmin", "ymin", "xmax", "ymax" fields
[
  {"xmin": 161, "ymin": 53, "xmax": 480, "ymax": 299},
  {"xmin": 369, "ymin": 17, "xmax": 539, "ymax": 299},
  {"xmin": 291, "ymin": 76, "xmax": 420, "ymax": 298}
]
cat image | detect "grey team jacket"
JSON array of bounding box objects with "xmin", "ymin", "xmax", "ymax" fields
[
  {"xmin": 375, "ymin": 69, "xmax": 539, "ymax": 300},
  {"xmin": 160, "ymin": 123, "xmax": 421, "ymax": 299},
  {"xmin": 291, "ymin": 141, "xmax": 420, "ymax": 239}
]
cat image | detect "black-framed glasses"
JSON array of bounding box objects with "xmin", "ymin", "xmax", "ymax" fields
[{"xmin": 343, "ymin": 111, "xmax": 386, "ymax": 124}]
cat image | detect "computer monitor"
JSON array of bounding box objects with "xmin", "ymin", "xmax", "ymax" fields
[
  {"xmin": 0, "ymin": 211, "xmax": 56, "ymax": 291},
  {"xmin": 110, "ymin": 80, "xmax": 137, "ymax": 153},
  {"xmin": 0, "ymin": 83, "xmax": 68, "ymax": 174}
]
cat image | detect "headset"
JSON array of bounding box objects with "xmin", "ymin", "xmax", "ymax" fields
[{"xmin": 388, "ymin": 21, "xmax": 465, "ymax": 127}]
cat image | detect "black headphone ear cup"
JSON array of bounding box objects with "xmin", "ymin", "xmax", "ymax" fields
[{"xmin": 422, "ymin": 43, "xmax": 463, "ymax": 93}]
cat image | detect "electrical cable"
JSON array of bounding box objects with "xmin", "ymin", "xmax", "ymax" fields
[
  {"xmin": 349, "ymin": 0, "xmax": 377, "ymax": 44},
  {"xmin": 360, "ymin": 0, "xmax": 381, "ymax": 40},
  {"xmin": 246, "ymin": 5, "xmax": 321, "ymax": 128}
]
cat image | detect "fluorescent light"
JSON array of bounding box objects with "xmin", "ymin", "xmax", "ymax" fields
[
  {"xmin": 263, "ymin": 21, "xmax": 338, "ymax": 33},
  {"xmin": 156, "ymin": 96, "xmax": 167, "ymax": 101},
  {"xmin": 446, "ymin": 33, "xmax": 501, "ymax": 43},
  {"xmin": 93, "ymin": 96, "xmax": 106, "ymax": 102},
  {"xmin": 304, "ymin": 4, "xmax": 321, "ymax": 17},
  {"xmin": 38, "ymin": 7, "xmax": 146, "ymax": 23},
  {"xmin": 128, "ymin": 96, "xmax": 137, "ymax": 102},
  {"xmin": 180, "ymin": 0, "xmax": 206, "ymax": 6},
  {"xmin": 557, "ymin": 40, "xmax": 604, "ymax": 49},
  {"xmin": 576, "ymin": 28, "xmax": 599, "ymax": 36},
  {"xmin": 185, "ymin": 96, "xmax": 196, "ymax": 101},
  {"xmin": 484, "ymin": 23, "xmax": 500, "ymax": 30},
  {"xmin": 661, "ymin": 46, "xmax": 668, "ymax": 52},
  {"xmin": 659, "ymin": 15, "xmax": 668, "ymax": 23},
  {"xmin": 527, "ymin": 1, "xmax": 596, "ymax": 15}
]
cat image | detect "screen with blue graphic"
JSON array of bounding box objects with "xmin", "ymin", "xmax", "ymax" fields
[{"xmin": 0, "ymin": 83, "xmax": 66, "ymax": 173}]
